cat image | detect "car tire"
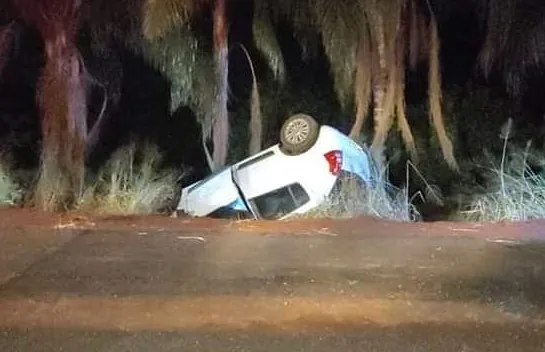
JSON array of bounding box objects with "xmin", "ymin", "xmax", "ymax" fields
[{"xmin": 279, "ymin": 113, "xmax": 320, "ymax": 155}]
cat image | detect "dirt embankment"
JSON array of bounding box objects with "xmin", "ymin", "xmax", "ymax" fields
[{"xmin": 0, "ymin": 208, "xmax": 543, "ymax": 241}]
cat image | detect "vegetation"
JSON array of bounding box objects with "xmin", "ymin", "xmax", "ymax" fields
[
  {"xmin": 476, "ymin": 0, "xmax": 545, "ymax": 98},
  {"xmin": 0, "ymin": 154, "xmax": 22, "ymax": 207},
  {"xmin": 457, "ymin": 123, "xmax": 545, "ymax": 222},
  {"xmin": 305, "ymin": 171, "xmax": 420, "ymax": 222},
  {"xmin": 78, "ymin": 142, "xmax": 180, "ymax": 215},
  {"xmin": 459, "ymin": 151, "xmax": 545, "ymax": 222},
  {"xmin": 135, "ymin": 0, "xmax": 458, "ymax": 172},
  {"xmin": 252, "ymin": 0, "xmax": 457, "ymax": 169},
  {"xmin": 1, "ymin": 1, "xmax": 545, "ymax": 222},
  {"xmin": 13, "ymin": 0, "xmax": 88, "ymax": 211}
]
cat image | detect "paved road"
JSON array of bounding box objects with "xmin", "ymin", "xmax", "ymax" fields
[{"xmin": 0, "ymin": 227, "xmax": 545, "ymax": 351}]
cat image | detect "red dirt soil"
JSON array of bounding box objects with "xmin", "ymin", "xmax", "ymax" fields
[{"xmin": 0, "ymin": 207, "xmax": 543, "ymax": 240}]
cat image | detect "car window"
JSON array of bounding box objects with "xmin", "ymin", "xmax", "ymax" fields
[
  {"xmin": 250, "ymin": 183, "xmax": 310, "ymax": 220},
  {"xmin": 208, "ymin": 206, "xmax": 253, "ymax": 220}
]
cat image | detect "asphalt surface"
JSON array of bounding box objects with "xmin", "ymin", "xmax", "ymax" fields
[{"xmin": 1, "ymin": 226, "xmax": 545, "ymax": 351}]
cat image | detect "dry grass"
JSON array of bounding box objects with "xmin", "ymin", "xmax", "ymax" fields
[
  {"xmin": 459, "ymin": 143, "xmax": 545, "ymax": 222},
  {"xmin": 304, "ymin": 169, "xmax": 419, "ymax": 222},
  {"xmin": 0, "ymin": 154, "xmax": 22, "ymax": 207},
  {"xmin": 78, "ymin": 142, "xmax": 181, "ymax": 215}
]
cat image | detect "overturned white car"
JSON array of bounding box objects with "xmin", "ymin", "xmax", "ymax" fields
[{"xmin": 177, "ymin": 114, "xmax": 382, "ymax": 220}]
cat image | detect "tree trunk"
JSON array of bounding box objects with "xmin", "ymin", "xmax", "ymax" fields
[
  {"xmin": 211, "ymin": 0, "xmax": 229, "ymax": 170},
  {"xmin": 14, "ymin": 0, "xmax": 87, "ymax": 210},
  {"xmin": 248, "ymin": 78, "xmax": 263, "ymax": 156},
  {"xmin": 370, "ymin": 14, "xmax": 389, "ymax": 168},
  {"xmin": 349, "ymin": 34, "xmax": 371, "ymax": 140},
  {"xmin": 34, "ymin": 36, "xmax": 87, "ymax": 211},
  {"xmin": 237, "ymin": 43, "xmax": 263, "ymax": 156}
]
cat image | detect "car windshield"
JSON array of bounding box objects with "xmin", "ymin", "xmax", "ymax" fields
[{"xmin": 249, "ymin": 183, "xmax": 310, "ymax": 220}]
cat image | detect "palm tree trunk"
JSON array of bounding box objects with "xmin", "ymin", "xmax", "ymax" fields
[
  {"xmin": 211, "ymin": 0, "xmax": 229, "ymax": 170},
  {"xmin": 15, "ymin": 0, "xmax": 88, "ymax": 210},
  {"xmin": 237, "ymin": 44, "xmax": 263, "ymax": 156},
  {"xmin": 370, "ymin": 14, "xmax": 389, "ymax": 167},
  {"xmin": 349, "ymin": 34, "xmax": 371, "ymax": 140},
  {"xmin": 35, "ymin": 36, "xmax": 87, "ymax": 211}
]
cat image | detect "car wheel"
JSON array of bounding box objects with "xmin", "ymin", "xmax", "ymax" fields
[{"xmin": 279, "ymin": 113, "xmax": 320, "ymax": 155}]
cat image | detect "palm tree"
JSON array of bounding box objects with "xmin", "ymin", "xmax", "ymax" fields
[
  {"xmin": 5, "ymin": 0, "xmax": 458, "ymax": 212},
  {"xmin": 139, "ymin": 0, "xmax": 457, "ymax": 172},
  {"xmin": 141, "ymin": 0, "xmax": 231, "ymax": 171},
  {"xmin": 253, "ymin": 0, "xmax": 457, "ymax": 169},
  {"xmin": 13, "ymin": 0, "xmax": 88, "ymax": 210},
  {"xmin": 81, "ymin": 0, "xmax": 457, "ymax": 179},
  {"xmin": 131, "ymin": 0, "xmax": 274, "ymax": 170}
]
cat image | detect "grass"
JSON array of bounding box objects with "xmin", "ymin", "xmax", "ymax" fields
[
  {"xmin": 0, "ymin": 154, "xmax": 22, "ymax": 207},
  {"xmin": 303, "ymin": 160, "xmax": 424, "ymax": 222},
  {"xmin": 78, "ymin": 142, "xmax": 181, "ymax": 215},
  {"xmin": 458, "ymin": 142, "xmax": 545, "ymax": 222},
  {"xmin": 307, "ymin": 177, "xmax": 419, "ymax": 222}
]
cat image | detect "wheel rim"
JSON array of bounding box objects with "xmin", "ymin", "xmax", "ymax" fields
[{"xmin": 284, "ymin": 118, "xmax": 310, "ymax": 145}]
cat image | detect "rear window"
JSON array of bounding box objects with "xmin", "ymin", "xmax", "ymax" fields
[{"xmin": 249, "ymin": 183, "xmax": 310, "ymax": 220}]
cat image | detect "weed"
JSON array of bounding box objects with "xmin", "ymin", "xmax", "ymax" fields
[
  {"xmin": 0, "ymin": 154, "xmax": 23, "ymax": 207},
  {"xmin": 304, "ymin": 163, "xmax": 421, "ymax": 222},
  {"xmin": 458, "ymin": 138, "xmax": 545, "ymax": 222},
  {"xmin": 79, "ymin": 142, "xmax": 181, "ymax": 215}
]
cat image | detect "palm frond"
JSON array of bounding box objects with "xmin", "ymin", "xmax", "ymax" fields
[
  {"xmin": 476, "ymin": 0, "xmax": 545, "ymax": 97},
  {"xmin": 142, "ymin": 29, "xmax": 218, "ymax": 135},
  {"xmin": 260, "ymin": 0, "xmax": 312, "ymax": 28},
  {"xmin": 252, "ymin": 15, "xmax": 286, "ymax": 82},
  {"xmin": 476, "ymin": 0, "xmax": 516, "ymax": 77},
  {"xmin": 311, "ymin": 0, "xmax": 361, "ymax": 108},
  {"xmin": 82, "ymin": 0, "xmax": 143, "ymax": 47},
  {"xmin": 142, "ymin": 0, "xmax": 208, "ymax": 40}
]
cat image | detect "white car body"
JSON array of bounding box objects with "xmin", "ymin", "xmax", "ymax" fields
[{"xmin": 177, "ymin": 125, "xmax": 379, "ymax": 220}]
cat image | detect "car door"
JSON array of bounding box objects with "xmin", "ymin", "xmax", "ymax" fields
[
  {"xmin": 177, "ymin": 167, "xmax": 249, "ymax": 217},
  {"xmin": 231, "ymin": 149, "xmax": 287, "ymax": 200}
]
